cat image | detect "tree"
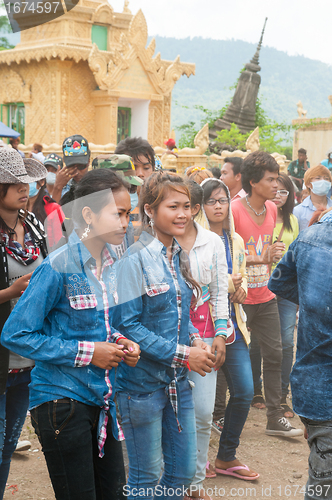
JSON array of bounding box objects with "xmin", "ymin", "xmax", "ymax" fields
[{"xmin": 0, "ymin": 8, "xmax": 14, "ymax": 50}]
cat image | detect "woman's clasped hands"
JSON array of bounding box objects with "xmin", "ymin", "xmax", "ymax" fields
[{"xmin": 91, "ymin": 339, "xmax": 141, "ymax": 370}]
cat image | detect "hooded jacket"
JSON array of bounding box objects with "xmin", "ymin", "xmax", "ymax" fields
[{"xmin": 200, "ymin": 179, "xmax": 249, "ymax": 345}]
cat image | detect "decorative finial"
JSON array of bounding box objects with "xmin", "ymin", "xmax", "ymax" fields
[
  {"xmin": 251, "ymin": 17, "xmax": 268, "ymax": 66},
  {"xmin": 245, "ymin": 17, "xmax": 267, "ymax": 73},
  {"xmin": 123, "ymin": 0, "xmax": 132, "ymax": 14}
]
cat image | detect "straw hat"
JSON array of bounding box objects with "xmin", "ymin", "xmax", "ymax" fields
[{"xmin": 0, "ymin": 148, "xmax": 47, "ymax": 184}]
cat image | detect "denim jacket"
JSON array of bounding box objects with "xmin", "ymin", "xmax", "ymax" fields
[
  {"xmin": 1, "ymin": 231, "xmax": 121, "ymax": 439},
  {"xmin": 114, "ymin": 231, "xmax": 198, "ymax": 395},
  {"xmin": 268, "ymin": 220, "xmax": 332, "ymax": 421}
]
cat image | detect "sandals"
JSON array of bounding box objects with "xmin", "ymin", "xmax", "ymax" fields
[
  {"xmin": 251, "ymin": 394, "xmax": 266, "ymax": 409},
  {"xmin": 215, "ymin": 464, "xmax": 260, "ymax": 481},
  {"xmin": 205, "ymin": 461, "xmax": 216, "ymax": 478}
]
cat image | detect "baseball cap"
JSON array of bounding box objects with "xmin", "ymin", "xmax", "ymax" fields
[
  {"xmin": 62, "ymin": 135, "xmax": 90, "ymax": 167},
  {"xmin": 44, "ymin": 153, "xmax": 63, "ymax": 170},
  {"xmin": 92, "ymin": 154, "xmax": 143, "ymax": 186},
  {"xmin": 164, "ymin": 138, "xmax": 176, "ymax": 149}
]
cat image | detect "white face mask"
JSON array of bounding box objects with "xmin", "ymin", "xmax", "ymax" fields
[
  {"xmin": 311, "ymin": 180, "xmax": 331, "ymax": 196},
  {"xmin": 46, "ymin": 172, "xmax": 57, "ymax": 185}
]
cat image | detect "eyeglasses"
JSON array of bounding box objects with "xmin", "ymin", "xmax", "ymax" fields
[
  {"xmin": 205, "ymin": 197, "xmax": 229, "ymax": 206},
  {"xmin": 276, "ymin": 190, "xmax": 289, "ymax": 197}
]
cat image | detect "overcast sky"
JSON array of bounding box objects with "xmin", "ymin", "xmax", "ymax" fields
[{"xmin": 112, "ymin": 0, "xmax": 332, "ymax": 65}]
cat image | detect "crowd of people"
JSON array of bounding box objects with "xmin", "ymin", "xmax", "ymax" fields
[{"xmin": 0, "ymin": 135, "xmax": 330, "ymax": 500}]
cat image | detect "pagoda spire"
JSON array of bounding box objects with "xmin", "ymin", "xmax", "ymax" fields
[
  {"xmin": 210, "ymin": 18, "xmax": 268, "ymax": 138},
  {"xmin": 246, "ymin": 18, "xmax": 268, "ymax": 73}
]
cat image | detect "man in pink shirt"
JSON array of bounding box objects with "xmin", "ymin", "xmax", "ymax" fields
[
  {"xmin": 231, "ymin": 151, "xmax": 302, "ymax": 438},
  {"xmin": 220, "ymin": 157, "xmax": 247, "ymax": 201}
]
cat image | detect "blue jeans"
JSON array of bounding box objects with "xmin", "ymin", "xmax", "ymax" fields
[
  {"xmin": 0, "ymin": 370, "xmax": 30, "ymax": 499},
  {"xmin": 117, "ymin": 379, "xmax": 197, "ymax": 500},
  {"xmin": 250, "ymin": 296, "xmax": 297, "ymax": 399},
  {"xmin": 217, "ymin": 337, "xmax": 254, "ymax": 462},
  {"xmin": 189, "ymin": 338, "xmax": 217, "ymax": 488},
  {"xmin": 301, "ymin": 418, "xmax": 332, "ymax": 500}
]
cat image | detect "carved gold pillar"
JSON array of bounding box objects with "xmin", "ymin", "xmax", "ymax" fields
[
  {"xmin": 91, "ymin": 90, "xmax": 119, "ymax": 145},
  {"xmin": 163, "ymin": 94, "xmax": 171, "ymax": 144},
  {"xmin": 46, "ymin": 60, "xmax": 72, "ymax": 144},
  {"xmin": 148, "ymin": 99, "xmax": 163, "ymax": 147}
]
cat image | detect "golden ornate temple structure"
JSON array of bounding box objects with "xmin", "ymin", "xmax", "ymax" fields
[{"xmin": 0, "ymin": 0, "xmax": 195, "ymax": 147}]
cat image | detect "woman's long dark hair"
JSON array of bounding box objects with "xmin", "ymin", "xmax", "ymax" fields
[
  {"xmin": 72, "ymin": 169, "xmax": 130, "ymax": 227},
  {"xmin": 139, "ymin": 171, "xmax": 201, "ymax": 303},
  {"xmin": 0, "ymin": 183, "xmax": 27, "ymax": 240},
  {"xmin": 277, "ymin": 173, "xmax": 295, "ymax": 232}
]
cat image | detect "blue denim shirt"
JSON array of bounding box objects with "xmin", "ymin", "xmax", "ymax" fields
[
  {"xmin": 114, "ymin": 231, "xmax": 196, "ymax": 395},
  {"xmin": 1, "ymin": 231, "xmax": 120, "ymax": 438},
  {"xmin": 268, "ymin": 220, "xmax": 332, "ymax": 421}
]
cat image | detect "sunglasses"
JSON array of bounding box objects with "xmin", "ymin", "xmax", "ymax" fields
[{"xmin": 205, "ymin": 197, "xmax": 229, "ymax": 206}]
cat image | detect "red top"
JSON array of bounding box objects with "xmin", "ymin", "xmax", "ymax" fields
[
  {"xmin": 231, "ymin": 199, "xmax": 277, "ymax": 305},
  {"xmin": 43, "ymin": 196, "xmax": 65, "ymax": 249}
]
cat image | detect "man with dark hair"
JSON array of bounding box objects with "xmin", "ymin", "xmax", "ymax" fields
[
  {"xmin": 220, "ymin": 157, "xmax": 245, "ymax": 200},
  {"xmin": 115, "ymin": 137, "xmax": 155, "ymax": 182},
  {"xmin": 9, "ymin": 137, "xmax": 25, "ymax": 158},
  {"xmin": 231, "ymin": 151, "xmax": 302, "ymax": 437},
  {"xmin": 210, "ymin": 166, "xmax": 221, "ymax": 179},
  {"xmin": 51, "ymin": 135, "xmax": 90, "ymax": 204},
  {"xmin": 288, "ymin": 148, "xmax": 310, "ymax": 190}
]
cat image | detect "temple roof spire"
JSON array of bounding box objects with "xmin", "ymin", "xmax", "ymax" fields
[{"xmin": 245, "ymin": 17, "xmax": 268, "ymax": 73}]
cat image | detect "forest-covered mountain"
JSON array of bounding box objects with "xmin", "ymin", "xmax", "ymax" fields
[{"xmin": 152, "ymin": 36, "xmax": 332, "ymax": 134}]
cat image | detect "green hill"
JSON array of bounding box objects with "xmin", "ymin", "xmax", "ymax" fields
[{"xmin": 152, "ymin": 36, "xmax": 332, "ymax": 135}]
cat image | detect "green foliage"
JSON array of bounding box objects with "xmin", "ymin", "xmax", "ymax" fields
[
  {"xmin": 215, "ymin": 123, "xmax": 249, "ymax": 150},
  {"xmin": 0, "ymin": 10, "xmax": 14, "ymax": 50}
]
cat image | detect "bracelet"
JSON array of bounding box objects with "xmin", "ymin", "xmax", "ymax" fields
[{"xmin": 215, "ymin": 333, "xmax": 227, "ymax": 340}]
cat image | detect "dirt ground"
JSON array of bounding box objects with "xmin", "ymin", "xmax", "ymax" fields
[{"xmin": 4, "ymin": 403, "xmax": 308, "ymax": 500}]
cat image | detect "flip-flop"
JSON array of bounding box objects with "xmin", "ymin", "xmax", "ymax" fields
[
  {"xmin": 205, "ymin": 461, "xmax": 217, "ymax": 478},
  {"xmin": 215, "ymin": 465, "xmax": 260, "ymax": 481}
]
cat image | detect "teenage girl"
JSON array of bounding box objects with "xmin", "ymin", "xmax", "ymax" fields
[
  {"xmin": 0, "ymin": 148, "xmax": 48, "ymax": 499},
  {"xmin": 176, "ymin": 179, "xmax": 228, "ymax": 500},
  {"xmin": 201, "ymin": 178, "xmax": 259, "ymax": 481},
  {"xmin": 114, "ymin": 172, "xmax": 216, "ymax": 500},
  {"xmin": 2, "ymin": 169, "xmax": 140, "ymax": 500}
]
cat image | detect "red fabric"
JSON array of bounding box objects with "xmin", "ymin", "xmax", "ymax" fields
[
  {"xmin": 190, "ymin": 301, "xmax": 215, "ymax": 339},
  {"xmin": 231, "ymin": 199, "xmax": 277, "ymax": 305},
  {"xmin": 43, "ymin": 196, "xmax": 65, "ymax": 249}
]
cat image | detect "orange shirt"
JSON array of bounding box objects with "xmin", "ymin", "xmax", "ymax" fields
[{"xmin": 231, "ymin": 199, "xmax": 277, "ymax": 305}]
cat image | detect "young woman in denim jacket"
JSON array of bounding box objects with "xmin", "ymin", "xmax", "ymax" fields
[
  {"xmin": 114, "ymin": 172, "xmax": 216, "ymax": 500},
  {"xmin": 176, "ymin": 179, "xmax": 228, "ymax": 500},
  {"xmin": 2, "ymin": 169, "xmax": 140, "ymax": 500},
  {"xmin": 0, "ymin": 148, "xmax": 48, "ymax": 500},
  {"xmin": 201, "ymin": 178, "xmax": 258, "ymax": 481}
]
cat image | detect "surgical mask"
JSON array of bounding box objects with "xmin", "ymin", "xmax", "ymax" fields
[
  {"xmin": 130, "ymin": 192, "xmax": 139, "ymax": 211},
  {"xmin": 311, "ymin": 180, "xmax": 331, "ymax": 196},
  {"xmin": 46, "ymin": 172, "xmax": 57, "ymax": 185},
  {"xmin": 29, "ymin": 182, "xmax": 38, "ymax": 198}
]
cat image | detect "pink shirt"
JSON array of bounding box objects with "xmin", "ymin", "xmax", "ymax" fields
[
  {"xmin": 231, "ymin": 188, "xmax": 247, "ymax": 201},
  {"xmin": 231, "ymin": 199, "xmax": 277, "ymax": 305}
]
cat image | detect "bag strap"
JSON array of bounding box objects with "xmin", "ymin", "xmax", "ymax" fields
[{"xmin": 276, "ymin": 224, "xmax": 285, "ymax": 243}]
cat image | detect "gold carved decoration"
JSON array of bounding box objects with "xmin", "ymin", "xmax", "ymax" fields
[
  {"xmin": 123, "ymin": 0, "xmax": 132, "ymax": 14},
  {"xmin": 88, "ymin": 9, "xmax": 195, "ymax": 96},
  {"xmin": 92, "ymin": 3, "xmax": 114, "ymax": 25},
  {"xmin": 0, "ymin": 70, "xmax": 31, "ymax": 103}
]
